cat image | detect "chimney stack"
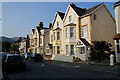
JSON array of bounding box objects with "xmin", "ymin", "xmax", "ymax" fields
[
  {"xmin": 38, "ymin": 21, "xmax": 43, "ymax": 28},
  {"xmin": 49, "ymin": 23, "xmax": 52, "ymax": 29},
  {"xmin": 70, "ymin": 3, "xmax": 75, "ymax": 6}
]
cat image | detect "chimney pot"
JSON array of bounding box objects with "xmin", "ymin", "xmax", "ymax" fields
[
  {"xmin": 49, "ymin": 23, "xmax": 52, "ymax": 29},
  {"xmin": 38, "ymin": 21, "xmax": 43, "ymax": 28}
]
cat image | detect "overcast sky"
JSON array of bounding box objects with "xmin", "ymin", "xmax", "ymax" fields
[{"xmin": 2, "ymin": 2, "xmax": 117, "ymax": 38}]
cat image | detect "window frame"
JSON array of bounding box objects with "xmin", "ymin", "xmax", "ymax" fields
[
  {"xmin": 57, "ymin": 46, "xmax": 60, "ymax": 54},
  {"xmin": 82, "ymin": 25, "xmax": 88, "ymax": 37},
  {"xmin": 40, "ymin": 38, "xmax": 42, "ymax": 44},
  {"xmin": 56, "ymin": 21, "xmax": 59, "ymax": 28},
  {"xmin": 71, "ymin": 45, "xmax": 74, "ymax": 55},
  {"xmin": 116, "ymin": 40, "xmax": 120, "ymax": 53},
  {"xmin": 69, "ymin": 15, "xmax": 72, "ymax": 23},
  {"xmin": 54, "ymin": 32, "xmax": 56, "ymax": 41},
  {"xmin": 57, "ymin": 32, "xmax": 60, "ymax": 40},
  {"xmin": 70, "ymin": 27, "xmax": 74, "ymax": 38},
  {"xmin": 94, "ymin": 14, "xmax": 96, "ymax": 20}
]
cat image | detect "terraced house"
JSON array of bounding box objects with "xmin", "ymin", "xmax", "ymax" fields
[
  {"xmin": 28, "ymin": 22, "xmax": 50, "ymax": 55},
  {"xmin": 19, "ymin": 36, "xmax": 29, "ymax": 53},
  {"xmin": 113, "ymin": 0, "xmax": 120, "ymax": 63},
  {"xmin": 46, "ymin": 3, "xmax": 116, "ymax": 61}
]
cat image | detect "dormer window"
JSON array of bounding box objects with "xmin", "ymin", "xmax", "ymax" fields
[
  {"xmin": 69, "ymin": 15, "xmax": 72, "ymax": 23},
  {"xmin": 56, "ymin": 21, "xmax": 59, "ymax": 28}
]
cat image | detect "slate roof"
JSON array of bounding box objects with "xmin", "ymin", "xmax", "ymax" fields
[
  {"xmin": 80, "ymin": 38, "xmax": 90, "ymax": 46},
  {"xmin": 64, "ymin": 23, "xmax": 76, "ymax": 27},
  {"xmin": 32, "ymin": 29, "xmax": 35, "ymax": 33},
  {"xmin": 82, "ymin": 3, "xmax": 104, "ymax": 16},
  {"xmin": 70, "ymin": 3, "xmax": 104, "ymax": 17},
  {"xmin": 70, "ymin": 4, "xmax": 86, "ymax": 16},
  {"xmin": 113, "ymin": 1, "xmax": 120, "ymax": 7},
  {"xmin": 36, "ymin": 26, "xmax": 49, "ymax": 33},
  {"xmin": 57, "ymin": 11, "xmax": 65, "ymax": 20},
  {"xmin": 113, "ymin": 33, "xmax": 120, "ymax": 40},
  {"xmin": 53, "ymin": 27, "xmax": 62, "ymax": 31}
]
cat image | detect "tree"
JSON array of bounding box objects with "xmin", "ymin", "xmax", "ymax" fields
[
  {"xmin": 2, "ymin": 41, "xmax": 11, "ymax": 52},
  {"xmin": 90, "ymin": 41, "xmax": 112, "ymax": 61},
  {"xmin": 9, "ymin": 43, "xmax": 19, "ymax": 52}
]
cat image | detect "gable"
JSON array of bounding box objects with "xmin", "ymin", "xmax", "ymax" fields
[
  {"xmin": 63, "ymin": 5, "xmax": 78, "ymax": 23},
  {"xmin": 91, "ymin": 4, "xmax": 115, "ymax": 23},
  {"xmin": 52, "ymin": 13, "xmax": 63, "ymax": 30},
  {"xmin": 76, "ymin": 39, "xmax": 85, "ymax": 47}
]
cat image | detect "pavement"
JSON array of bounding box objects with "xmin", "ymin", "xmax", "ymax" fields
[{"xmin": 50, "ymin": 60, "xmax": 120, "ymax": 74}]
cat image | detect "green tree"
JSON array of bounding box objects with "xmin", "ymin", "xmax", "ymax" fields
[
  {"xmin": 9, "ymin": 43, "xmax": 19, "ymax": 52},
  {"xmin": 90, "ymin": 41, "xmax": 112, "ymax": 61},
  {"xmin": 2, "ymin": 41, "xmax": 11, "ymax": 52}
]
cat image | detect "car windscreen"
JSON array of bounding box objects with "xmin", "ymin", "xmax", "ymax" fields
[{"xmin": 7, "ymin": 56, "xmax": 23, "ymax": 61}]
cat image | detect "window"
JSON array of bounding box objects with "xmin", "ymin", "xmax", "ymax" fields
[
  {"xmin": 80, "ymin": 47, "xmax": 85, "ymax": 54},
  {"xmin": 94, "ymin": 15, "xmax": 96, "ymax": 20},
  {"xmin": 117, "ymin": 40, "xmax": 120, "ymax": 53},
  {"xmin": 82, "ymin": 26, "xmax": 87, "ymax": 37},
  {"xmin": 71, "ymin": 45, "xmax": 74, "ymax": 55},
  {"xmin": 69, "ymin": 15, "xmax": 72, "ymax": 23},
  {"xmin": 57, "ymin": 32, "xmax": 60, "ymax": 40},
  {"xmin": 35, "ymin": 40, "xmax": 37, "ymax": 45},
  {"xmin": 35, "ymin": 48, "xmax": 37, "ymax": 53},
  {"xmin": 36, "ymin": 33, "xmax": 37, "ymax": 37},
  {"xmin": 70, "ymin": 27, "xmax": 74, "ymax": 38},
  {"xmin": 66, "ymin": 28, "xmax": 68, "ymax": 38},
  {"xmin": 46, "ymin": 49, "xmax": 49, "ymax": 53},
  {"xmin": 66, "ymin": 45, "xmax": 69, "ymax": 56},
  {"xmin": 54, "ymin": 32, "xmax": 56, "ymax": 40},
  {"xmin": 57, "ymin": 46, "xmax": 60, "ymax": 54},
  {"xmin": 40, "ymin": 38, "xmax": 42, "ymax": 44},
  {"xmin": 56, "ymin": 21, "xmax": 59, "ymax": 27},
  {"xmin": 54, "ymin": 46, "xmax": 55, "ymax": 54}
]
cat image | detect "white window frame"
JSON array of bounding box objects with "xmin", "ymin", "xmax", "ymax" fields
[
  {"xmin": 71, "ymin": 45, "xmax": 74, "ymax": 55},
  {"xmin": 56, "ymin": 21, "xmax": 59, "ymax": 28},
  {"xmin": 57, "ymin": 32, "xmax": 60, "ymax": 40},
  {"xmin": 82, "ymin": 26, "xmax": 88, "ymax": 37},
  {"xmin": 69, "ymin": 15, "xmax": 72, "ymax": 23},
  {"xmin": 70, "ymin": 27, "xmax": 74, "ymax": 38}
]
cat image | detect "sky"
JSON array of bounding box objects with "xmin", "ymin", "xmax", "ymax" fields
[{"xmin": 2, "ymin": 2, "xmax": 117, "ymax": 38}]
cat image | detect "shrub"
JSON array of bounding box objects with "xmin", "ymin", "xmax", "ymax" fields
[{"xmin": 90, "ymin": 41, "xmax": 112, "ymax": 61}]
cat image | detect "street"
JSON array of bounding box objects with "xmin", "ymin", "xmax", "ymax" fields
[{"xmin": 3, "ymin": 60, "xmax": 119, "ymax": 79}]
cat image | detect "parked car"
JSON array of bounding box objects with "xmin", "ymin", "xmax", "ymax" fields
[
  {"xmin": 30, "ymin": 53, "xmax": 43, "ymax": 62},
  {"xmin": 26, "ymin": 53, "xmax": 32, "ymax": 60},
  {"xmin": 0, "ymin": 53, "xmax": 3, "ymax": 80},
  {"xmin": 3, "ymin": 54, "xmax": 25, "ymax": 70},
  {"xmin": 20, "ymin": 53, "xmax": 32, "ymax": 60}
]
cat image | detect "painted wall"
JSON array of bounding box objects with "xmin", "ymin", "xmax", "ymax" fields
[
  {"xmin": 91, "ymin": 5, "xmax": 116, "ymax": 50},
  {"xmin": 80, "ymin": 16, "xmax": 91, "ymax": 44},
  {"xmin": 114, "ymin": 5, "xmax": 120, "ymax": 33},
  {"xmin": 63, "ymin": 5, "xmax": 78, "ymax": 55},
  {"xmin": 50, "ymin": 12, "xmax": 63, "ymax": 55}
]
